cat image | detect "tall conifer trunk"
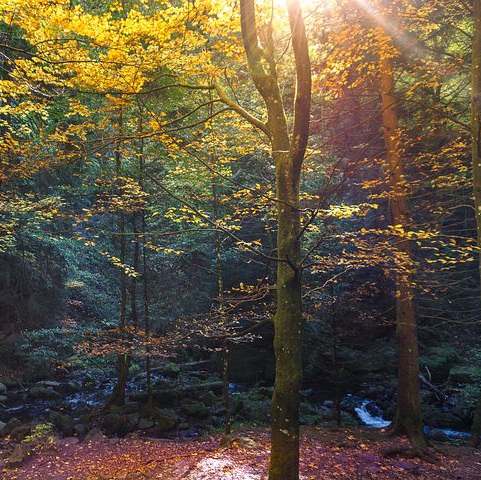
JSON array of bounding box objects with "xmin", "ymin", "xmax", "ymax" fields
[
  {"xmin": 378, "ymin": 37, "xmax": 426, "ymax": 449},
  {"xmin": 471, "ymin": 0, "xmax": 481, "ymax": 448}
]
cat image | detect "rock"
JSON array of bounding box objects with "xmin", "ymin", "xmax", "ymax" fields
[
  {"xmin": 0, "ymin": 395, "xmax": 7, "ymax": 402},
  {"xmin": 125, "ymin": 412, "xmax": 140, "ymax": 426},
  {"xmin": 181, "ymin": 401, "xmax": 210, "ymax": 419},
  {"xmin": 60, "ymin": 381, "xmax": 81, "ymax": 394},
  {"xmin": 1, "ymin": 418, "xmax": 22, "ymax": 437},
  {"xmin": 392, "ymin": 460, "xmax": 421, "ymax": 475},
  {"xmin": 178, "ymin": 429, "xmax": 200, "ymax": 439},
  {"xmin": 84, "ymin": 428, "xmax": 106, "ymax": 442},
  {"xmin": 163, "ymin": 363, "xmax": 181, "ymax": 378},
  {"xmin": 128, "ymin": 391, "xmax": 149, "ymax": 402},
  {"xmin": 57, "ymin": 436, "xmax": 79, "ymax": 447},
  {"xmin": 138, "ymin": 418, "xmax": 155, "ymax": 429},
  {"xmin": 427, "ymin": 428, "xmax": 451, "ymax": 442},
  {"xmin": 199, "ymin": 390, "xmax": 218, "ymax": 406},
  {"xmin": 28, "ymin": 386, "xmax": 61, "ymax": 400},
  {"xmin": 102, "ymin": 413, "xmax": 135, "ymax": 437},
  {"xmin": 10, "ymin": 425, "xmax": 32, "ymax": 442},
  {"xmin": 152, "ymin": 381, "xmax": 223, "ymax": 405},
  {"xmin": 73, "ymin": 423, "xmax": 87, "ymax": 437},
  {"xmin": 36, "ymin": 380, "xmax": 61, "ymax": 388},
  {"xmin": 0, "ymin": 382, "xmax": 7, "ymax": 394},
  {"xmin": 448, "ymin": 366, "xmax": 476, "ymax": 384},
  {"xmin": 49, "ymin": 411, "xmax": 74, "ymax": 436},
  {"xmin": 220, "ymin": 434, "xmax": 258, "ymax": 449},
  {"xmin": 6, "ymin": 444, "xmax": 28, "ymax": 467},
  {"xmin": 74, "ymin": 423, "xmax": 86, "ymax": 436},
  {"xmin": 153, "ymin": 408, "xmax": 178, "ymax": 432},
  {"xmin": 240, "ymin": 398, "xmax": 270, "ymax": 423}
]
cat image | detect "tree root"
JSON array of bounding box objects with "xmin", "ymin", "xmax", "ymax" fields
[{"xmin": 381, "ymin": 445, "xmax": 438, "ymax": 463}]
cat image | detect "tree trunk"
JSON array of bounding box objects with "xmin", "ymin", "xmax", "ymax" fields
[
  {"xmin": 220, "ymin": 1, "xmax": 310, "ymax": 477},
  {"xmin": 214, "ymin": 191, "xmax": 232, "ymax": 435},
  {"xmin": 131, "ymin": 213, "xmax": 140, "ymax": 329},
  {"xmin": 269, "ymin": 150, "xmax": 303, "ymax": 480},
  {"xmin": 471, "ymin": 0, "xmax": 481, "ymax": 448},
  {"xmin": 379, "ymin": 38, "xmax": 426, "ymax": 449},
  {"xmin": 471, "ymin": 387, "xmax": 481, "ymax": 447},
  {"xmin": 107, "ymin": 109, "xmax": 129, "ymax": 408}
]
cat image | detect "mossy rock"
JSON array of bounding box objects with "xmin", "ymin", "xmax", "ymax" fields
[
  {"xmin": 10, "ymin": 425, "xmax": 32, "ymax": 442},
  {"xmin": 1, "ymin": 418, "xmax": 22, "ymax": 437},
  {"xmin": 240, "ymin": 399, "xmax": 270, "ymax": 423},
  {"xmin": 28, "ymin": 386, "xmax": 61, "ymax": 400},
  {"xmin": 421, "ymin": 347, "xmax": 461, "ymax": 382},
  {"xmin": 163, "ymin": 363, "xmax": 181, "ymax": 378},
  {"xmin": 152, "ymin": 379, "xmax": 172, "ymax": 390},
  {"xmin": 300, "ymin": 414, "xmax": 321, "ymax": 426},
  {"xmin": 49, "ymin": 411, "xmax": 74, "ymax": 436},
  {"xmin": 153, "ymin": 408, "xmax": 178, "ymax": 432},
  {"xmin": 181, "ymin": 401, "xmax": 210, "ymax": 419},
  {"xmin": 448, "ymin": 366, "xmax": 477, "ymax": 385},
  {"xmin": 199, "ymin": 390, "xmax": 218, "ymax": 406},
  {"xmin": 102, "ymin": 413, "xmax": 136, "ymax": 437}
]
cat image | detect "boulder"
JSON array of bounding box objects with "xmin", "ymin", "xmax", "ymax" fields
[
  {"xmin": 102, "ymin": 413, "xmax": 136, "ymax": 437},
  {"xmin": 6, "ymin": 444, "xmax": 28, "ymax": 467},
  {"xmin": 28, "ymin": 386, "xmax": 61, "ymax": 400},
  {"xmin": 138, "ymin": 418, "xmax": 155, "ymax": 429},
  {"xmin": 181, "ymin": 401, "xmax": 210, "ymax": 419},
  {"xmin": 1, "ymin": 418, "xmax": 22, "ymax": 437},
  {"xmin": 448, "ymin": 366, "xmax": 476, "ymax": 385},
  {"xmin": 57, "ymin": 437, "xmax": 79, "ymax": 447},
  {"xmin": 84, "ymin": 428, "xmax": 106, "ymax": 443},
  {"xmin": 128, "ymin": 391, "xmax": 149, "ymax": 402},
  {"xmin": 10, "ymin": 425, "xmax": 31, "ymax": 442},
  {"xmin": 153, "ymin": 408, "xmax": 178, "ymax": 432},
  {"xmin": 0, "ymin": 382, "xmax": 7, "ymax": 394},
  {"xmin": 60, "ymin": 381, "xmax": 81, "ymax": 394},
  {"xmin": 199, "ymin": 390, "xmax": 218, "ymax": 406},
  {"xmin": 49, "ymin": 411, "xmax": 74, "ymax": 436},
  {"xmin": 74, "ymin": 423, "xmax": 86, "ymax": 436},
  {"xmin": 240, "ymin": 398, "xmax": 270, "ymax": 423}
]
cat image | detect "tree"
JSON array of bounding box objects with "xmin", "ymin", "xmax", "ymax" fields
[
  {"xmin": 378, "ymin": 31, "xmax": 426, "ymax": 449},
  {"xmin": 471, "ymin": 0, "xmax": 481, "ymax": 448},
  {"xmin": 222, "ymin": 1, "xmax": 312, "ymax": 478}
]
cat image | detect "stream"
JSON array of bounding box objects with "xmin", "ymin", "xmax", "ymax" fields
[
  {"xmin": 354, "ymin": 398, "xmax": 472, "ymax": 440},
  {"xmin": 0, "ymin": 374, "xmax": 476, "ymax": 442},
  {"xmin": 0, "ymin": 372, "xmax": 166, "ymax": 422}
]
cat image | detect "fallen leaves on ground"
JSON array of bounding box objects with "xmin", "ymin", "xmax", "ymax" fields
[{"xmin": 1, "ymin": 427, "xmax": 481, "ymax": 479}]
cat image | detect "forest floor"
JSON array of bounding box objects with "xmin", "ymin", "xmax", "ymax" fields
[{"xmin": 1, "ymin": 426, "xmax": 481, "ymax": 480}]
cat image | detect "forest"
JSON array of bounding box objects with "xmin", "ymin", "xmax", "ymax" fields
[{"xmin": 1, "ymin": 0, "xmax": 481, "ymax": 478}]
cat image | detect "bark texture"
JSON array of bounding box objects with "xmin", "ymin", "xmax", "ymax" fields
[
  {"xmin": 236, "ymin": 1, "xmax": 311, "ymax": 478},
  {"xmin": 471, "ymin": 0, "xmax": 481, "ymax": 448},
  {"xmin": 107, "ymin": 110, "xmax": 129, "ymax": 408},
  {"xmin": 379, "ymin": 40, "xmax": 426, "ymax": 449}
]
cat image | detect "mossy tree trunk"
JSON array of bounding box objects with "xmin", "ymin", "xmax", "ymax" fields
[
  {"xmin": 471, "ymin": 0, "xmax": 481, "ymax": 448},
  {"xmin": 378, "ymin": 37, "xmax": 426, "ymax": 450},
  {"xmin": 224, "ymin": 1, "xmax": 311, "ymax": 478}
]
